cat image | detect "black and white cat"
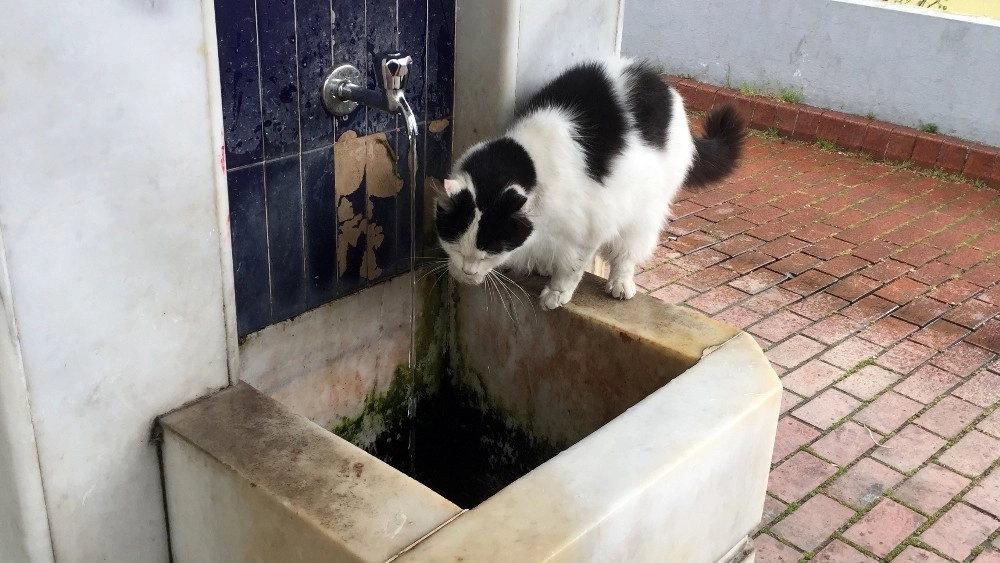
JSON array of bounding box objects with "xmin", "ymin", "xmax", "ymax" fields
[{"xmin": 435, "ymin": 58, "xmax": 744, "ymax": 310}]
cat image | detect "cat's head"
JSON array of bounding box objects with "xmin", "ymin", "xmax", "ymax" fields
[{"xmin": 434, "ymin": 138, "xmax": 536, "ymax": 285}]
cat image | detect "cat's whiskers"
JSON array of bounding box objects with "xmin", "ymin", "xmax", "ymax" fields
[
  {"xmin": 427, "ymin": 267, "xmax": 451, "ymax": 294},
  {"xmin": 491, "ymin": 271, "xmax": 521, "ymax": 319},
  {"xmin": 415, "ymin": 261, "xmax": 450, "ymax": 284},
  {"xmin": 486, "ymin": 271, "xmax": 517, "ymax": 324},
  {"xmin": 484, "ymin": 273, "xmax": 500, "ymax": 315},
  {"xmin": 493, "ymin": 270, "xmax": 536, "ymax": 318}
]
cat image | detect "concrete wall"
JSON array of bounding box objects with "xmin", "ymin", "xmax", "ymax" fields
[
  {"xmin": 622, "ymin": 0, "xmax": 1000, "ymax": 147},
  {"xmin": 0, "ymin": 2, "xmax": 231, "ymax": 561}
]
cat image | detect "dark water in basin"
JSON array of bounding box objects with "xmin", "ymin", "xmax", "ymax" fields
[{"xmin": 362, "ymin": 374, "xmax": 562, "ymax": 508}]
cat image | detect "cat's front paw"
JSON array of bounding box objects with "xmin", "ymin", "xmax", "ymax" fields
[
  {"xmin": 540, "ymin": 286, "xmax": 572, "ymax": 310},
  {"xmin": 606, "ymin": 277, "xmax": 637, "ymax": 300}
]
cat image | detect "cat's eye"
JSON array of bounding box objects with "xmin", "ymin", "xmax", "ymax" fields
[{"xmin": 483, "ymin": 241, "xmax": 504, "ymax": 254}]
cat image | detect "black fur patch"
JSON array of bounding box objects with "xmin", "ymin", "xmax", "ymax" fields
[
  {"xmin": 475, "ymin": 189, "xmax": 533, "ymax": 253},
  {"xmin": 436, "ymin": 138, "xmax": 537, "ymax": 253},
  {"xmin": 514, "ymin": 62, "xmax": 626, "ymax": 182},
  {"xmin": 461, "ymin": 138, "xmax": 537, "ymax": 191},
  {"xmin": 461, "ymin": 139, "xmax": 536, "ymax": 253},
  {"xmin": 435, "ymin": 189, "xmax": 474, "ymax": 242},
  {"xmin": 624, "ymin": 61, "xmax": 673, "ymax": 149},
  {"xmin": 684, "ymin": 105, "xmax": 746, "ymax": 189}
]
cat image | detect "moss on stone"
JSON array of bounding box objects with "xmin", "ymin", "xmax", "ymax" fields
[{"xmin": 330, "ymin": 268, "xmax": 562, "ymax": 507}]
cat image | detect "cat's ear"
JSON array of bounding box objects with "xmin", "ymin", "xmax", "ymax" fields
[
  {"xmin": 435, "ymin": 179, "xmax": 457, "ymax": 214},
  {"xmin": 506, "ymin": 184, "xmax": 534, "ymax": 213},
  {"xmin": 443, "ymin": 178, "xmax": 462, "ymax": 197}
]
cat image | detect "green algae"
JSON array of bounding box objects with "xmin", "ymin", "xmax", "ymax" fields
[{"xmin": 330, "ymin": 269, "xmax": 562, "ymax": 507}]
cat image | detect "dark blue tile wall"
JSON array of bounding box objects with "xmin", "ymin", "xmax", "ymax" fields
[
  {"xmin": 217, "ymin": 0, "xmax": 455, "ymax": 337},
  {"xmin": 216, "ymin": 0, "xmax": 263, "ymax": 168},
  {"xmin": 301, "ymin": 146, "xmax": 337, "ymax": 308},
  {"xmin": 227, "ymin": 164, "xmax": 270, "ymax": 335}
]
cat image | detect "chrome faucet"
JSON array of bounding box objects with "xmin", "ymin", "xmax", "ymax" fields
[{"xmin": 321, "ymin": 51, "xmax": 419, "ymax": 138}]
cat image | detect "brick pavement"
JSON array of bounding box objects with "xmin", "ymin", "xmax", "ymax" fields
[{"xmin": 643, "ymin": 129, "xmax": 1000, "ymax": 562}]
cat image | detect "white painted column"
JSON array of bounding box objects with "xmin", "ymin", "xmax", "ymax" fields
[{"xmin": 0, "ymin": 2, "xmax": 232, "ymax": 561}]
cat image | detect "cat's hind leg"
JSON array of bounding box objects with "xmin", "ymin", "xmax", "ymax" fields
[{"xmin": 603, "ymin": 227, "xmax": 659, "ymax": 300}]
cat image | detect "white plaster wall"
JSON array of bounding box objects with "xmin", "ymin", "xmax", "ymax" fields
[
  {"xmin": 0, "ymin": 2, "xmax": 230, "ymax": 561},
  {"xmin": 514, "ymin": 2, "xmax": 625, "ymax": 101},
  {"xmin": 453, "ymin": 0, "xmax": 625, "ymax": 154},
  {"xmin": 623, "ymin": 0, "xmax": 1000, "ymax": 146},
  {"xmin": 0, "ymin": 235, "xmax": 52, "ymax": 563}
]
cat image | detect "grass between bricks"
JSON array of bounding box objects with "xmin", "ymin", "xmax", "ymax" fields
[
  {"xmin": 814, "ymin": 139, "xmax": 838, "ymax": 151},
  {"xmin": 765, "ymin": 365, "xmax": 986, "ymax": 535},
  {"xmin": 747, "ymin": 124, "xmax": 991, "ymax": 190},
  {"xmin": 781, "ymin": 386, "xmax": 1000, "ymax": 559},
  {"xmin": 740, "ymin": 132, "xmax": 998, "ymax": 279},
  {"xmin": 737, "ymin": 82, "xmax": 803, "ymax": 104},
  {"xmin": 724, "ymin": 121, "xmax": 1000, "ymax": 560}
]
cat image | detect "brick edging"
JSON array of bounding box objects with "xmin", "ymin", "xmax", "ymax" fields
[{"xmin": 667, "ymin": 76, "xmax": 1000, "ymax": 190}]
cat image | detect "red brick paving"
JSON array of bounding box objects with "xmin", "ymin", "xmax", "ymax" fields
[
  {"xmin": 772, "ymin": 494, "xmax": 855, "ymax": 551},
  {"xmin": 642, "ymin": 125, "xmax": 1000, "ymax": 561},
  {"xmin": 670, "ymin": 76, "xmax": 1000, "ymax": 188},
  {"xmin": 854, "ymin": 392, "xmax": 924, "ymax": 434},
  {"xmin": 769, "ymin": 451, "xmax": 839, "ymax": 502},
  {"xmin": 893, "ymin": 464, "xmax": 971, "ymax": 516},
  {"xmin": 895, "ymin": 364, "xmax": 961, "ymax": 404},
  {"xmin": 938, "ymin": 431, "xmax": 1000, "ymax": 476},
  {"xmin": 895, "ymin": 546, "xmax": 951, "ymax": 563},
  {"xmin": 827, "ymin": 457, "xmax": 904, "ymax": 509},
  {"xmin": 835, "ymin": 365, "xmax": 899, "ymax": 400},
  {"xmin": 914, "ymin": 396, "xmax": 983, "ymax": 438},
  {"xmin": 773, "ymin": 417, "xmax": 822, "ymax": 463},
  {"xmin": 794, "ymin": 389, "xmax": 861, "ymax": 429},
  {"xmin": 843, "ymin": 499, "xmax": 926, "ymax": 557},
  {"xmin": 813, "ymin": 540, "xmax": 881, "ymax": 562},
  {"xmin": 755, "ymin": 533, "xmax": 802, "ymax": 562},
  {"xmin": 920, "ymin": 503, "xmax": 999, "ymax": 561}
]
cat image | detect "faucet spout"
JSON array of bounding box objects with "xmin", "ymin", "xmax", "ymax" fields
[
  {"xmin": 392, "ymin": 89, "xmax": 419, "ymax": 140},
  {"xmin": 321, "ymin": 52, "xmax": 418, "ymax": 136}
]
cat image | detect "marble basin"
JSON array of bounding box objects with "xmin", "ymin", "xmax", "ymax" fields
[{"xmin": 158, "ymin": 273, "xmax": 780, "ymax": 562}]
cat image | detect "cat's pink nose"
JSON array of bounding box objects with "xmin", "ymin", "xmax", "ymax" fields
[{"xmin": 462, "ymin": 265, "xmax": 476, "ymax": 276}]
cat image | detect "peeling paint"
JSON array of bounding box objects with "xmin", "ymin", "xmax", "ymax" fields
[
  {"xmin": 333, "ymin": 130, "xmax": 406, "ymax": 280},
  {"xmin": 428, "ymin": 118, "xmax": 450, "ymax": 134}
]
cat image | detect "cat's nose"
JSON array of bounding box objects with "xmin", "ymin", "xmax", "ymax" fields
[{"xmin": 462, "ymin": 264, "xmax": 476, "ymax": 276}]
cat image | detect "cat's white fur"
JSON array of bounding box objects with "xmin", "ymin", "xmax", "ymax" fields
[{"xmin": 443, "ymin": 59, "xmax": 697, "ymax": 310}]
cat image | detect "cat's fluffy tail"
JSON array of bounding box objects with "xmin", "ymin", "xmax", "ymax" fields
[{"xmin": 684, "ymin": 105, "xmax": 746, "ymax": 189}]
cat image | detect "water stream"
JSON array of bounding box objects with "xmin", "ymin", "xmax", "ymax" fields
[{"xmin": 402, "ymin": 112, "xmax": 419, "ymax": 477}]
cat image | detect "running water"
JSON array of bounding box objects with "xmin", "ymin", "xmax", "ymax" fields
[{"xmin": 394, "ymin": 91, "xmax": 420, "ymax": 477}]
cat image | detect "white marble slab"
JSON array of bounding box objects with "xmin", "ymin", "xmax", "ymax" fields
[
  {"xmin": 0, "ymin": 3, "xmax": 230, "ymax": 561},
  {"xmin": 453, "ymin": 274, "xmax": 741, "ymax": 446},
  {"xmin": 161, "ymin": 383, "xmax": 461, "ymax": 563},
  {"xmin": 239, "ymin": 274, "xmax": 417, "ymax": 429},
  {"xmin": 0, "ymin": 241, "xmax": 53, "ymax": 562},
  {"xmin": 398, "ymin": 332, "xmax": 781, "ymax": 562}
]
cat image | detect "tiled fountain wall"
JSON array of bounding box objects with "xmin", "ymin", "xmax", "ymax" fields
[{"xmin": 217, "ymin": 0, "xmax": 455, "ymax": 336}]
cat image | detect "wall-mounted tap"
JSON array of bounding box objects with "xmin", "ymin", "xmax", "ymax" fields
[{"xmin": 321, "ymin": 51, "xmax": 418, "ymax": 139}]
